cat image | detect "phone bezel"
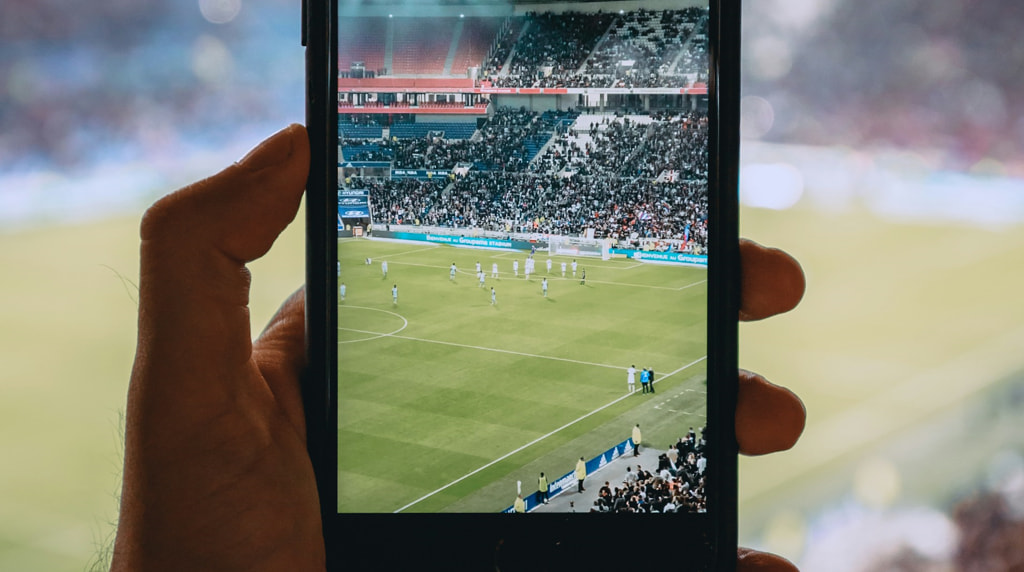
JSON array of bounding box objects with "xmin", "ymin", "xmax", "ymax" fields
[{"xmin": 305, "ymin": 1, "xmax": 740, "ymax": 568}]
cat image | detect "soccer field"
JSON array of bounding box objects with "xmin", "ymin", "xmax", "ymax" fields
[{"xmin": 336, "ymin": 238, "xmax": 709, "ymax": 513}]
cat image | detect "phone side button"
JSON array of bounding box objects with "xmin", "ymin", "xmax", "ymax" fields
[{"xmin": 300, "ymin": 0, "xmax": 308, "ymax": 46}]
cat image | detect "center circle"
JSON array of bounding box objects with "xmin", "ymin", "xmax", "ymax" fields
[{"xmin": 337, "ymin": 305, "xmax": 408, "ymax": 343}]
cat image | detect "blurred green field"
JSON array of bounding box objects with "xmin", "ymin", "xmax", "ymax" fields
[
  {"xmin": 737, "ymin": 203, "xmax": 1024, "ymax": 558},
  {"xmin": 0, "ymin": 211, "xmax": 305, "ymax": 571},
  {"xmin": 335, "ymin": 239, "xmax": 708, "ymax": 512},
  {"xmin": 3, "ymin": 198, "xmax": 1023, "ymax": 569}
]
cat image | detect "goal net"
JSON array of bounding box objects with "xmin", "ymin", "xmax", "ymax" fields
[{"xmin": 548, "ymin": 236, "xmax": 611, "ymax": 260}]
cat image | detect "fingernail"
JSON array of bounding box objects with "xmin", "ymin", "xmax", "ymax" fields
[{"xmin": 237, "ymin": 124, "xmax": 300, "ymax": 171}]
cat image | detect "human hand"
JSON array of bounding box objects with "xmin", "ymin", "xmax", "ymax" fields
[
  {"xmin": 111, "ymin": 124, "xmax": 324, "ymax": 571},
  {"xmin": 735, "ymin": 239, "xmax": 807, "ymax": 571},
  {"xmin": 111, "ymin": 125, "xmax": 806, "ymax": 572}
]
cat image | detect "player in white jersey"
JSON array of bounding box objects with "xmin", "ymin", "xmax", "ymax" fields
[
  {"xmin": 339, "ymin": 282, "xmax": 346, "ymax": 301},
  {"xmin": 475, "ymin": 261, "xmax": 481, "ymax": 274},
  {"xmin": 513, "ymin": 259, "xmax": 519, "ymax": 277},
  {"xmin": 382, "ymin": 260, "xmax": 388, "ymax": 277},
  {"xmin": 450, "ymin": 262, "xmax": 457, "ymax": 280},
  {"xmin": 524, "ymin": 259, "xmax": 531, "ymax": 281},
  {"xmin": 571, "ymin": 259, "xmax": 578, "ymax": 277},
  {"xmin": 478, "ymin": 271, "xmax": 485, "ymax": 288},
  {"xmin": 561, "ymin": 261, "xmax": 567, "ymax": 277},
  {"xmin": 392, "ymin": 284, "xmax": 398, "ymax": 304},
  {"xmin": 542, "ymin": 278, "xmax": 548, "ymax": 297},
  {"xmin": 546, "ymin": 258, "xmax": 552, "ymax": 273},
  {"xmin": 337, "ymin": 261, "xmax": 340, "ymax": 277},
  {"xmin": 627, "ymin": 365, "xmax": 637, "ymax": 393},
  {"xmin": 491, "ymin": 262, "xmax": 499, "ymax": 278},
  {"xmin": 490, "ymin": 287, "xmax": 496, "ymax": 305}
]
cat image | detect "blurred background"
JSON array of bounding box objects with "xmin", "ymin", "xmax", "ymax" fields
[{"xmin": 1, "ymin": 0, "xmax": 1023, "ymax": 570}]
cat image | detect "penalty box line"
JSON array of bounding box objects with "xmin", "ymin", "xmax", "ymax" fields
[
  {"xmin": 339, "ymin": 328, "xmax": 626, "ymax": 371},
  {"xmin": 393, "ymin": 354, "xmax": 708, "ymax": 513}
]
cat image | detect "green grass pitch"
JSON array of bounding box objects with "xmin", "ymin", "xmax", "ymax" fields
[{"xmin": 336, "ymin": 238, "xmax": 709, "ymax": 513}]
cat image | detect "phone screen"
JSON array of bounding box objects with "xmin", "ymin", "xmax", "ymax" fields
[{"xmin": 333, "ymin": 0, "xmax": 712, "ymax": 516}]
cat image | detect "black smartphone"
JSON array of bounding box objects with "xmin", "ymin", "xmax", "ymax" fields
[{"xmin": 304, "ymin": 0, "xmax": 739, "ymax": 569}]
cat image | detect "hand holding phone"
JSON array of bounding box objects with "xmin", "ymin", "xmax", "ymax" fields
[{"xmin": 109, "ymin": 121, "xmax": 803, "ymax": 570}]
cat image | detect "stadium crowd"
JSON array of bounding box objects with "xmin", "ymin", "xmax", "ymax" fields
[
  {"xmin": 582, "ymin": 8, "xmax": 707, "ymax": 88},
  {"xmin": 351, "ymin": 176, "xmax": 449, "ymax": 227},
  {"xmin": 591, "ymin": 427, "xmax": 707, "ymax": 513},
  {"xmin": 344, "ymin": 107, "xmax": 572, "ymax": 172},
  {"xmin": 483, "ymin": 11, "xmax": 616, "ymax": 89},
  {"xmin": 482, "ymin": 9, "xmax": 708, "ymax": 89},
  {"xmin": 348, "ymin": 109, "xmax": 709, "ymax": 251}
]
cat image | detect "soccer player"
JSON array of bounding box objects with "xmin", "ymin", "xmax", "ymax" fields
[
  {"xmin": 491, "ymin": 262, "xmax": 499, "ymax": 278},
  {"xmin": 392, "ymin": 284, "xmax": 398, "ymax": 304},
  {"xmin": 546, "ymin": 258, "xmax": 552, "ymax": 273},
  {"xmin": 450, "ymin": 262, "xmax": 457, "ymax": 280},
  {"xmin": 524, "ymin": 259, "xmax": 531, "ymax": 281},
  {"xmin": 382, "ymin": 260, "xmax": 388, "ymax": 277},
  {"xmin": 627, "ymin": 364, "xmax": 636, "ymax": 393},
  {"xmin": 640, "ymin": 368, "xmax": 650, "ymax": 393},
  {"xmin": 572, "ymin": 259, "xmax": 578, "ymax": 277},
  {"xmin": 337, "ymin": 261, "xmax": 340, "ymax": 277},
  {"xmin": 580, "ymin": 268, "xmax": 586, "ymax": 285},
  {"xmin": 490, "ymin": 287, "xmax": 496, "ymax": 305},
  {"xmin": 561, "ymin": 261, "xmax": 567, "ymax": 277},
  {"xmin": 478, "ymin": 271, "xmax": 485, "ymax": 288},
  {"xmin": 513, "ymin": 259, "xmax": 519, "ymax": 277},
  {"xmin": 542, "ymin": 277, "xmax": 548, "ymax": 297},
  {"xmin": 339, "ymin": 282, "xmax": 346, "ymax": 301},
  {"xmin": 475, "ymin": 261, "xmax": 481, "ymax": 274}
]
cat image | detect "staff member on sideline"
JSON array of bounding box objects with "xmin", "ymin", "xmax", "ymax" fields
[
  {"xmin": 537, "ymin": 472, "xmax": 549, "ymax": 504},
  {"xmin": 575, "ymin": 457, "xmax": 587, "ymax": 493},
  {"xmin": 513, "ymin": 495, "xmax": 526, "ymax": 513},
  {"xmin": 632, "ymin": 423, "xmax": 642, "ymax": 456}
]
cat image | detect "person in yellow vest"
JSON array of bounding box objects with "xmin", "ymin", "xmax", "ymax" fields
[
  {"xmin": 537, "ymin": 472, "xmax": 549, "ymax": 504},
  {"xmin": 513, "ymin": 494, "xmax": 525, "ymax": 513},
  {"xmin": 632, "ymin": 423, "xmax": 642, "ymax": 457},
  {"xmin": 575, "ymin": 457, "xmax": 587, "ymax": 493}
]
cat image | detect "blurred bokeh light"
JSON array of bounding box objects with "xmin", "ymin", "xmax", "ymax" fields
[{"xmin": 1, "ymin": 0, "xmax": 1023, "ymax": 570}]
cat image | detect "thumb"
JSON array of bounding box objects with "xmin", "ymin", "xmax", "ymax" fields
[{"xmin": 135, "ymin": 124, "xmax": 309, "ymax": 377}]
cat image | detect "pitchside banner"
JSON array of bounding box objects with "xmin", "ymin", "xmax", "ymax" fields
[
  {"xmin": 391, "ymin": 168, "xmax": 452, "ymax": 179},
  {"xmin": 610, "ymin": 248, "xmax": 708, "ymax": 266},
  {"xmin": 501, "ymin": 438, "xmax": 637, "ymax": 513},
  {"xmin": 371, "ymin": 230, "xmax": 544, "ymax": 252},
  {"xmin": 338, "ymin": 189, "xmax": 370, "ymax": 221}
]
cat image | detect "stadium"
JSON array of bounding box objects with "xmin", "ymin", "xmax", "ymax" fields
[{"xmin": 333, "ymin": 0, "xmax": 713, "ymax": 514}]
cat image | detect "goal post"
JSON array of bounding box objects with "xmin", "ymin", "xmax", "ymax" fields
[{"xmin": 548, "ymin": 236, "xmax": 612, "ymax": 260}]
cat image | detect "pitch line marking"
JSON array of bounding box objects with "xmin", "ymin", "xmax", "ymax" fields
[
  {"xmin": 383, "ymin": 244, "xmax": 442, "ymax": 259},
  {"xmin": 394, "ymin": 355, "xmax": 707, "ymax": 513},
  {"xmin": 336, "ymin": 306, "xmax": 408, "ymax": 343},
  {"xmin": 359, "ymin": 331, "xmax": 627, "ymax": 371},
  {"xmin": 678, "ymin": 279, "xmax": 707, "ymax": 290}
]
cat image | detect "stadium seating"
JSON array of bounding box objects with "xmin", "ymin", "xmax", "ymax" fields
[
  {"xmin": 390, "ymin": 122, "xmax": 477, "ymax": 140},
  {"xmin": 338, "ymin": 122, "xmax": 384, "ymax": 139},
  {"xmin": 348, "ymin": 110, "xmax": 709, "ymax": 252},
  {"xmin": 392, "ymin": 18, "xmax": 452, "ymax": 75},
  {"xmin": 338, "ymin": 17, "xmax": 387, "ymax": 74},
  {"xmin": 450, "ymin": 17, "xmax": 504, "ymax": 75}
]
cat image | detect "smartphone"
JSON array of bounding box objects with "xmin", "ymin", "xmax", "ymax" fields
[{"xmin": 304, "ymin": 0, "xmax": 739, "ymax": 569}]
